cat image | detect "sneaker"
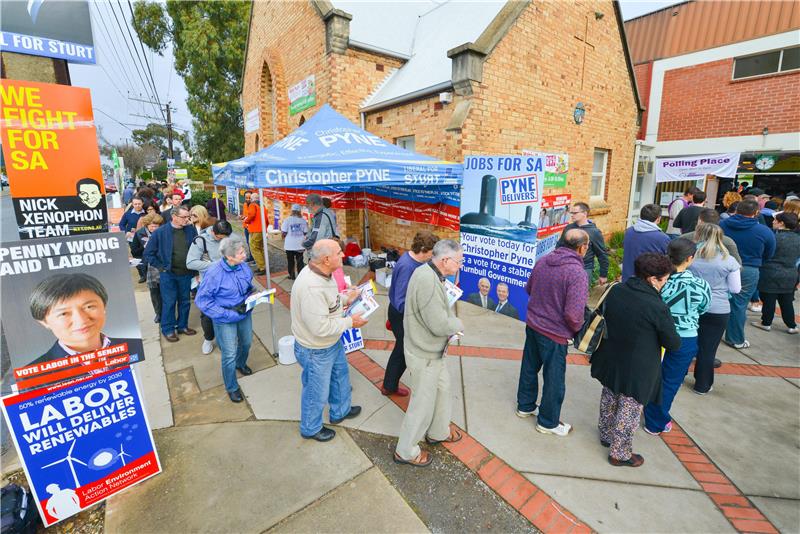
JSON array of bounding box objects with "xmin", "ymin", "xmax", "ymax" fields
[
  {"xmin": 663, "ymin": 421, "xmax": 672, "ymax": 433},
  {"xmin": 643, "ymin": 427, "xmax": 661, "ymax": 436},
  {"xmin": 748, "ymin": 303, "xmax": 762, "ymax": 313},
  {"xmin": 724, "ymin": 339, "xmax": 750, "ymax": 349},
  {"xmin": 516, "ymin": 408, "xmax": 538, "ymax": 418},
  {"xmin": 788, "ymin": 328, "xmax": 798, "ymax": 335},
  {"xmin": 536, "ymin": 422, "xmax": 572, "ymax": 436},
  {"xmin": 693, "ymin": 386, "xmax": 713, "ymax": 395},
  {"xmin": 750, "ymin": 321, "xmax": 771, "ymax": 332},
  {"xmin": 202, "ymin": 339, "xmax": 215, "ymax": 354}
]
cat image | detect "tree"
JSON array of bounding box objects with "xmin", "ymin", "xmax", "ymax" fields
[
  {"xmin": 132, "ymin": 0, "xmax": 249, "ymax": 162},
  {"xmin": 100, "ymin": 142, "xmax": 160, "ymax": 179},
  {"xmin": 132, "ymin": 122, "xmax": 192, "ymax": 156}
]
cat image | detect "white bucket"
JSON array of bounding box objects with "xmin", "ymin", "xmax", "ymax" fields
[{"xmin": 278, "ymin": 335, "xmax": 297, "ymax": 365}]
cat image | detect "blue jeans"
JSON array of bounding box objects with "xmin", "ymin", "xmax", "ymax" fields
[
  {"xmin": 516, "ymin": 326, "xmax": 567, "ymax": 429},
  {"xmin": 724, "ymin": 266, "xmax": 759, "ymax": 345},
  {"xmin": 213, "ymin": 313, "xmax": 252, "ymax": 393},
  {"xmin": 294, "ymin": 340, "xmax": 352, "ymax": 437},
  {"xmin": 159, "ymin": 272, "xmax": 193, "ymax": 335},
  {"xmin": 644, "ymin": 336, "xmax": 698, "ymax": 432}
]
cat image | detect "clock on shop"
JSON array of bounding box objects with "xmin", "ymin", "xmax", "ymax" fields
[{"xmin": 755, "ymin": 154, "xmax": 777, "ymax": 171}]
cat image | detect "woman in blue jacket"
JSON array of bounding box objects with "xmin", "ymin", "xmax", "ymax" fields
[{"xmin": 195, "ymin": 235, "xmax": 254, "ymax": 403}]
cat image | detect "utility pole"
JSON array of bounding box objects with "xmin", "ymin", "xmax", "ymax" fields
[
  {"xmin": 165, "ymin": 102, "xmax": 174, "ymax": 160},
  {"xmin": 128, "ymin": 96, "xmax": 177, "ymax": 160}
]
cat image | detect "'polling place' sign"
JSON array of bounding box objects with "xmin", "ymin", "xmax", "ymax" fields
[{"xmin": 1, "ymin": 366, "xmax": 161, "ymax": 527}]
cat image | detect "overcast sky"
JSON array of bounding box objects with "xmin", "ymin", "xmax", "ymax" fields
[
  {"xmin": 69, "ymin": 1, "xmax": 191, "ymax": 150},
  {"xmin": 73, "ymin": 0, "xmax": 675, "ymax": 148}
]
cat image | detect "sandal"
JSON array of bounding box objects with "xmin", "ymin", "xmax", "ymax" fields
[
  {"xmin": 393, "ymin": 450, "xmax": 432, "ymax": 467},
  {"xmin": 425, "ymin": 429, "xmax": 463, "ymax": 445}
]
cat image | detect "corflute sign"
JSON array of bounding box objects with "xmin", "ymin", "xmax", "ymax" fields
[{"xmin": 1, "ymin": 367, "xmax": 161, "ymax": 527}]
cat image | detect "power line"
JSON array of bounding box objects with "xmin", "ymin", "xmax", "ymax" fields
[
  {"xmin": 91, "ymin": 2, "xmax": 137, "ymax": 99},
  {"xmin": 126, "ymin": 0, "xmax": 164, "ymax": 119},
  {"xmin": 105, "ymin": 1, "xmax": 161, "ymax": 119},
  {"xmin": 112, "ymin": 0, "xmax": 165, "ymax": 123},
  {"xmin": 93, "ymin": 107, "xmax": 133, "ymax": 131},
  {"xmin": 97, "ymin": 63, "xmax": 128, "ymax": 101}
]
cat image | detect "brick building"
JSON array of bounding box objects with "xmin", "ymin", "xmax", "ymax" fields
[
  {"xmin": 240, "ymin": 0, "xmax": 642, "ymax": 248},
  {"xmin": 625, "ymin": 1, "xmax": 800, "ymax": 216}
]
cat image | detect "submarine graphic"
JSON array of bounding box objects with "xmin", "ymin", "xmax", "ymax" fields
[{"xmin": 460, "ymin": 174, "xmax": 539, "ymax": 229}]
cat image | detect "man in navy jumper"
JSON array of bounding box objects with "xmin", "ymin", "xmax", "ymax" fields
[
  {"xmin": 720, "ymin": 199, "xmax": 776, "ymax": 349},
  {"xmin": 622, "ymin": 204, "xmax": 670, "ymax": 281},
  {"xmin": 144, "ymin": 204, "xmax": 199, "ymax": 342}
]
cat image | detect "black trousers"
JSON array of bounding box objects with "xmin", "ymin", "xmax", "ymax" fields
[
  {"xmin": 693, "ymin": 312, "xmax": 729, "ymax": 393},
  {"xmin": 200, "ymin": 312, "xmax": 215, "ymax": 341},
  {"xmin": 149, "ymin": 287, "xmax": 162, "ymax": 318},
  {"xmin": 136, "ymin": 262, "xmax": 147, "ymax": 280},
  {"xmin": 286, "ymin": 250, "xmax": 304, "ymax": 278},
  {"xmin": 383, "ymin": 304, "xmax": 406, "ymax": 392},
  {"xmin": 760, "ymin": 292, "xmax": 797, "ymax": 328}
]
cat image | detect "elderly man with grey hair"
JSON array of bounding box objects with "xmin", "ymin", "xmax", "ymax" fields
[
  {"xmin": 394, "ymin": 239, "xmax": 465, "ymax": 467},
  {"xmin": 195, "ymin": 235, "xmax": 255, "ymax": 403},
  {"xmin": 291, "ymin": 239, "xmax": 368, "ymax": 442},
  {"xmin": 302, "ymin": 193, "xmax": 338, "ymax": 250}
]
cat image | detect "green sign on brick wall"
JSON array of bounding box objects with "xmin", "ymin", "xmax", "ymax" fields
[{"xmin": 288, "ymin": 75, "xmax": 316, "ymax": 116}]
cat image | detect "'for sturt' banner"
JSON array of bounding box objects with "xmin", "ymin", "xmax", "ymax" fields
[
  {"xmin": 1, "ymin": 366, "xmax": 161, "ymax": 527},
  {"xmin": 0, "ymin": 80, "xmax": 108, "ymax": 240}
]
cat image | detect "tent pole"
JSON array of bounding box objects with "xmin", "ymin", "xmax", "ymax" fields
[
  {"xmin": 258, "ymin": 189, "xmax": 278, "ymax": 357},
  {"xmin": 363, "ymin": 189, "xmax": 370, "ymax": 249},
  {"xmin": 213, "ymin": 184, "xmax": 222, "ymax": 221}
]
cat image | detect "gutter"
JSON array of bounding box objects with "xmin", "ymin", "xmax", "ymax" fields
[
  {"xmin": 360, "ymin": 81, "xmax": 452, "ymax": 113},
  {"xmin": 613, "ymin": 0, "xmax": 645, "ymax": 113},
  {"xmin": 348, "ymin": 39, "xmax": 411, "ymax": 61}
]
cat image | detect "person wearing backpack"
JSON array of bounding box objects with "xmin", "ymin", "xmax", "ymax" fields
[
  {"xmin": 643, "ymin": 239, "xmax": 711, "ymax": 435},
  {"xmin": 303, "ymin": 193, "xmax": 339, "ymax": 251},
  {"xmin": 187, "ymin": 220, "xmax": 234, "ymax": 354},
  {"xmin": 666, "ymin": 187, "xmax": 699, "ymax": 239},
  {"xmin": 590, "ymin": 253, "xmax": 680, "ymax": 467}
]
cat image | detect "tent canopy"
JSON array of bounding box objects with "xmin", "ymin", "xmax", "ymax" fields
[{"xmin": 212, "ymin": 104, "xmax": 462, "ymax": 190}]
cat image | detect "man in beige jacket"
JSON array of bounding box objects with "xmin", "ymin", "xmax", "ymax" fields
[
  {"xmin": 291, "ymin": 239, "xmax": 368, "ymax": 442},
  {"xmin": 395, "ymin": 239, "xmax": 465, "ymax": 467}
]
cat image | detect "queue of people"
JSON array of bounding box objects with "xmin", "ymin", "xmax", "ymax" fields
[{"xmin": 119, "ymin": 182, "xmax": 796, "ymax": 472}]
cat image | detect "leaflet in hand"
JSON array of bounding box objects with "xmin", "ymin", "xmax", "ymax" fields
[
  {"xmin": 345, "ymin": 293, "xmax": 379, "ymax": 318},
  {"xmin": 444, "ymin": 279, "xmax": 462, "ymax": 307},
  {"xmin": 245, "ymin": 288, "xmax": 276, "ymax": 312}
]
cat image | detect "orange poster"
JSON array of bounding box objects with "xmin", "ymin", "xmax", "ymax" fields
[{"xmin": 0, "ymin": 80, "xmax": 107, "ymax": 239}]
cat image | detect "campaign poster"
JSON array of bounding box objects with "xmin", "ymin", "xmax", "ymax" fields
[
  {"xmin": 523, "ymin": 151, "xmax": 569, "ymax": 188},
  {"xmin": 0, "ymin": 0, "xmax": 95, "ymax": 64},
  {"xmin": 538, "ymin": 194, "xmax": 572, "ymax": 236},
  {"xmin": 459, "ymin": 156, "xmax": 544, "ymax": 321},
  {"xmin": 226, "ymin": 186, "xmax": 239, "ymax": 214},
  {"xmin": 0, "ymin": 234, "xmax": 145, "ymax": 391},
  {"xmin": 0, "ymin": 80, "xmax": 108, "ymax": 240},
  {"xmin": 1, "ymin": 366, "xmax": 161, "ymax": 527},
  {"xmin": 341, "ymin": 328, "xmax": 364, "ymax": 354}
]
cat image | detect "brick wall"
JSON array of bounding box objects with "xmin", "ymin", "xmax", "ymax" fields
[
  {"xmin": 241, "ymin": 0, "xmax": 639, "ymax": 244},
  {"xmin": 634, "ymin": 62, "xmax": 652, "ymax": 140},
  {"xmin": 658, "ymin": 58, "xmax": 800, "ymax": 141},
  {"xmin": 241, "ymin": 0, "xmax": 328, "ymax": 154},
  {"xmin": 460, "ymin": 1, "xmax": 639, "ymax": 234}
]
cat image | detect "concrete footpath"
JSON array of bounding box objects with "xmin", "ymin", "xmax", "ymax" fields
[{"xmin": 3, "ymin": 235, "xmax": 796, "ymax": 533}]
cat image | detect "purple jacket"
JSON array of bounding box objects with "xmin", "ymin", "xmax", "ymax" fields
[
  {"xmin": 525, "ymin": 247, "xmax": 589, "ymax": 344},
  {"xmin": 195, "ymin": 259, "xmax": 254, "ymax": 323}
]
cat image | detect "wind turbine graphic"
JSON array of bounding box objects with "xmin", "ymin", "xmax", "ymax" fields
[
  {"xmin": 42, "ymin": 440, "xmax": 87, "ymax": 489},
  {"xmin": 115, "ymin": 444, "xmax": 131, "ymax": 466}
]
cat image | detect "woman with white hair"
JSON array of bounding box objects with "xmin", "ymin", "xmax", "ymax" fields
[
  {"xmin": 281, "ymin": 204, "xmax": 308, "ymax": 279},
  {"xmin": 195, "ymin": 235, "xmax": 255, "ymax": 403}
]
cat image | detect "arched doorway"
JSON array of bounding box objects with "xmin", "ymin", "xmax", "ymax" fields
[{"xmin": 260, "ymin": 61, "xmax": 278, "ymax": 146}]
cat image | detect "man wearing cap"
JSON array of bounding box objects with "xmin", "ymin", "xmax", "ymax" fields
[{"xmin": 281, "ymin": 204, "xmax": 308, "ymax": 279}]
